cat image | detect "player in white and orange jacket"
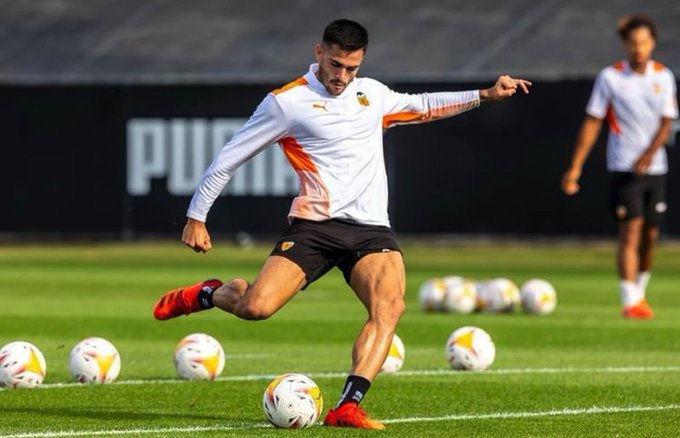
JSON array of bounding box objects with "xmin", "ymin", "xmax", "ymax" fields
[
  {"xmin": 155, "ymin": 19, "xmax": 530, "ymax": 429},
  {"xmin": 562, "ymin": 15, "xmax": 678, "ymax": 319}
]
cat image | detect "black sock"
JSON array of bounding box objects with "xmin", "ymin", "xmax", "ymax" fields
[
  {"xmin": 336, "ymin": 375, "xmax": 372, "ymax": 408},
  {"xmin": 197, "ymin": 280, "xmax": 220, "ymax": 309}
]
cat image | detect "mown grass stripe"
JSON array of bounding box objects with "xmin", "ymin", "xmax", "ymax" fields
[
  {"xmin": 32, "ymin": 365, "xmax": 680, "ymax": 390},
  {"xmin": 2, "ymin": 404, "xmax": 679, "ymax": 437}
]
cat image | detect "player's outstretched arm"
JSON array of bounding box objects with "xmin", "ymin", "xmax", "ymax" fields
[
  {"xmin": 479, "ymin": 75, "xmax": 532, "ymax": 102},
  {"xmin": 182, "ymin": 218, "xmax": 212, "ymax": 253}
]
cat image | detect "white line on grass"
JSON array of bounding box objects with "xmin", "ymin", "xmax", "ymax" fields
[
  {"xmin": 34, "ymin": 365, "xmax": 680, "ymax": 390},
  {"xmin": 2, "ymin": 404, "xmax": 679, "ymax": 438}
]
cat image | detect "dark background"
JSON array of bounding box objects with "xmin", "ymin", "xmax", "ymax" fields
[{"xmin": 2, "ymin": 81, "xmax": 678, "ymax": 237}]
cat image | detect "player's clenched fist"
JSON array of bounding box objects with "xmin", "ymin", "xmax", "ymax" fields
[{"xmin": 182, "ymin": 218, "xmax": 212, "ymax": 253}]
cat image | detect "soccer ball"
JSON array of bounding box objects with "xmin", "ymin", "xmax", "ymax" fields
[
  {"xmin": 475, "ymin": 278, "xmax": 520, "ymax": 312},
  {"xmin": 520, "ymin": 279, "xmax": 557, "ymax": 315},
  {"xmin": 263, "ymin": 373, "xmax": 323, "ymax": 428},
  {"xmin": 445, "ymin": 326, "xmax": 495, "ymax": 371},
  {"xmin": 174, "ymin": 333, "xmax": 225, "ymax": 380},
  {"xmin": 418, "ymin": 278, "xmax": 446, "ymax": 312},
  {"xmin": 69, "ymin": 337, "xmax": 121, "ymax": 384},
  {"xmin": 442, "ymin": 276, "xmax": 477, "ymax": 313},
  {"xmin": 380, "ymin": 333, "xmax": 405, "ymax": 373},
  {"xmin": 0, "ymin": 341, "xmax": 47, "ymax": 388}
]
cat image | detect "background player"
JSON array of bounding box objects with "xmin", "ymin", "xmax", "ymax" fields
[
  {"xmin": 562, "ymin": 15, "xmax": 678, "ymax": 319},
  {"xmin": 154, "ymin": 19, "xmax": 530, "ymax": 428}
]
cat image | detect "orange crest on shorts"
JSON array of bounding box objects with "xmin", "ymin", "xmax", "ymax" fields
[{"xmin": 281, "ymin": 241, "xmax": 295, "ymax": 251}]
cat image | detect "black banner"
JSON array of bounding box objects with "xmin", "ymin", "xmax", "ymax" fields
[{"xmin": 2, "ymin": 82, "xmax": 678, "ymax": 236}]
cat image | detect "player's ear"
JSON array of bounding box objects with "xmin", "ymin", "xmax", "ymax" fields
[{"xmin": 314, "ymin": 44, "xmax": 324, "ymax": 62}]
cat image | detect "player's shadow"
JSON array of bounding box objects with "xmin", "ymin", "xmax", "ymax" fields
[{"xmin": 1, "ymin": 406, "xmax": 232, "ymax": 422}]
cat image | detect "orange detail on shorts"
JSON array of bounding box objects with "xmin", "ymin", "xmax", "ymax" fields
[
  {"xmin": 382, "ymin": 111, "xmax": 424, "ymax": 128},
  {"xmin": 606, "ymin": 105, "xmax": 622, "ymax": 135},
  {"xmin": 653, "ymin": 61, "xmax": 665, "ymax": 72},
  {"xmin": 613, "ymin": 61, "xmax": 625, "ymax": 72},
  {"xmin": 280, "ymin": 137, "xmax": 317, "ymax": 173},
  {"xmin": 272, "ymin": 77, "xmax": 308, "ymax": 95}
]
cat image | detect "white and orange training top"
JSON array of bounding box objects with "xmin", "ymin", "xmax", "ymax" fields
[
  {"xmin": 586, "ymin": 60, "xmax": 678, "ymax": 175},
  {"xmin": 187, "ymin": 63, "xmax": 480, "ymax": 227}
]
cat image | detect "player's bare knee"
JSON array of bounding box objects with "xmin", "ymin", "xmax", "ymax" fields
[
  {"xmin": 235, "ymin": 295, "xmax": 275, "ymax": 321},
  {"xmin": 373, "ymin": 295, "xmax": 405, "ymax": 327}
]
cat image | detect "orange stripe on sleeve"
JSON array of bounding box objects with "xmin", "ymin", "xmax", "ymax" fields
[
  {"xmin": 606, "ymin": 104, "xmax": 622, "ymax": 135},
  {"xmin": 272, "ymin": 77, "xmax": 308, "ymax": 95},
  {"xmin": 653, "ymin": 61, "xmax": 665, "ymax": 72},
  {"xmin": 280, "ymin": 137, "xmax": 317, "ymax": 172},
  {"xmin": 382, "ymin": 111, "xmax": 424, "ymax": 128}
]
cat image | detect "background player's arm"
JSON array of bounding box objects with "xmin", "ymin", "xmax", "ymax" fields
[
  {"xmin": 634, "ymin": 117, "xmax": 674, "ymax": 175},
  {"xmin": 562, "ymin": 115, "xmax": 604, "ymax": 195}
]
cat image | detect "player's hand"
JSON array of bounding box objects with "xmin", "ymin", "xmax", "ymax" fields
[
  {"xmin": 561, "ymin": 168, "xmax": 581, "ymax": 195},
  {"xmin": 182, "ymin": 218, "xmax": 212, "ymax": 253},
  {"xmin": 480, "ymin": 75, "xmax": 532, "ymax": 102},
  {"xmin": 634, "ymin": 151, "xmax": 653, "ymax": 175}
]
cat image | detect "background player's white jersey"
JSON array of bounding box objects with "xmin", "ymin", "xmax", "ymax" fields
[
  {"xmin": 586, "ymin": 60, "xmax": 678, "ymax": 174},
  {"xmin": 188, "ymin": 64, "xmax": 480, "ymax": 227}
]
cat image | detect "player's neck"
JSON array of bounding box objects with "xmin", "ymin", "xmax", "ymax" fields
[{"xmin": 628, "ymin": 59, "xmax": 649, "ymax": 74}]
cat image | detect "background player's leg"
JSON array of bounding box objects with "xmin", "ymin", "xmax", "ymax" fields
[
  {"xmin": 638, "ymin": 222, "xmax": 659, "ymax": 274},
  {"xmin": 617, "ymin": 217, "xmax": 643, "ymax": 282},
  {"xmin": 213, "ymin": 255, "xmax": 307, "ymax": 320},
  {"xmin": 348, "ymin": 251, "xmax": 406, "ymax": 381}
]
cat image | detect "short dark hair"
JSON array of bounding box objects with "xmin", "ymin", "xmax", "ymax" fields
[
  {"xmin": 322, "ymin": 19, "xmax": 368, "ymax": 52},
  {"xmin": 617, "ymin": 14, "xmax": 657, "ymax": 40}
]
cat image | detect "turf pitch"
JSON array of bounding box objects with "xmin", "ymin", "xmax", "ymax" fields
[{"xmin": 1, "ymin": 241, "xmax": 679, "ymax": 437}]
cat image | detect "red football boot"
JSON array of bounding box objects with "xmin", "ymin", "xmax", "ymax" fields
[
  {"xmin": 324, "ymin": 402, "xmax": 385, "ymax": 430},
  {"xmin": 622, "ymin": 299, "xmax": 655, "ymax": 319},
  {"xmin": 153, "ymin": 279, "xmax": 223, "ymax": 320}
]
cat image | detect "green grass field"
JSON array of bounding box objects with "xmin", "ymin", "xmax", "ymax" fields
[{"xmin": 1, "ymin": 241, "xmax": 679, "ymax": 437}]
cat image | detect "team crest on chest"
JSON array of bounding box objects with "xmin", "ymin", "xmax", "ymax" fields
[{"xmin": 356, "ymin": 91, "xmax": 370, "ymax": 106}]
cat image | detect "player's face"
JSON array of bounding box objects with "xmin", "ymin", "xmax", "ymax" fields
[
  {"xmin": 314, "ymin": 44, "xmax": 364, "ymax": 96},
  {"xmin": 624, "ymin": 26, "xmax": 655, "ymax": 70}
]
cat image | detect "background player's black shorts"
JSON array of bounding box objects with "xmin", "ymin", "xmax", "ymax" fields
[
  {"xmin": 609, "ymin": 172, "xmax": 666, "ymax": 225},
  {"xmin": 270, "ymin": 218, "xmax": 402, "ymax": 289}
]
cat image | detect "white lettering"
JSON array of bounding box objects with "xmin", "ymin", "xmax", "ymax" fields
[{"xmin": 126, "ymin": 118, "xmax": 298, "ymax": 196}]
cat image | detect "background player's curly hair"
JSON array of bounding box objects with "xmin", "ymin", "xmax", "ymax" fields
[{"xmin": 617, "ymin": 14, "xmax": 657, "ymax": 40}]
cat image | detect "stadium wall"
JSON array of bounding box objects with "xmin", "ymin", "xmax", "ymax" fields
[{"xmin": 2, "ymin": 82, "xmax": 679, "ymax": 237}]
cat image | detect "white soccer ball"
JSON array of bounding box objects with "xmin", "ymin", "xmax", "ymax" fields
[
  {"xmin": 174, "ymin": 333, "xmax": 225, "ymax": 381},
  {"xmin": 69, "ymin": 337, "xmax": 121, "ymax": 384},
  {"xmin": 446, "ymin": 326, "xmax": 495, "ymax": 371},
  {"xmin": 418, "ymin": 278, "xmax": 446, "ymax": 312},
  {"xmin": 263, "ymin": 373, "xmax": 323, "ymax": 428},
  {"xmin": 520, "ymin": 279, "xmax": 557, "ymax": 315},
  {"xmin": 0, "ymin": 341, "xmax": 47, "ymax": 388},
  {"xmin": 442, "ymin": 276, "xmax": 477, "ymax": 313},
  {"xmin": 475, "ymin": 278, "xmax": 520, "ymax": 313},
  {"xmin": 380, "ymin": 333, "xmax": 405, "ymax": 373}
]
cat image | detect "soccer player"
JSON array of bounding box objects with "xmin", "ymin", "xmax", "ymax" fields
[
  {"xmin": 154, "ymin": 19, "xmax": 530, "ymax": 429},
  {"xmin": 561, "ymin": 15, "xmax": 678, "ymax": 319}
]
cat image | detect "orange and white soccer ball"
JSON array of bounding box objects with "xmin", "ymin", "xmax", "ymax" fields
[
  {"xmin": 380, "ymin": 333, "xmax": 405, "ymax": 373},
  {"xmin": 263, "ymin": 373, "xmax": 323, "ymax": 428},
  {"xmin": 69, "ymin": 337, "xmax": 121, "ymax": 384},
  {"xmin": 174, "ymin": 333, "xmax": 225, "ymax": 381},
  {"xmin": 442, "ymin": 276, "xmax": 477, "ymax": 313},
  {"xmin": 0, "ymin": 341, "xmax": 47, "ymax": 388},
  {"xmin": 475, "ymin": 278, "xmax": 520, "ymax": 313},
  {"xmin": 418, "ymin": 278, "xmax": 447, "ymax": 312},
  {"xmin": 446, "ymin": 326, "xmax": 495, "ymax": 371},
  {"xmin": 520, "ymin": 279, "xmax": 557, "ymax": 315}
]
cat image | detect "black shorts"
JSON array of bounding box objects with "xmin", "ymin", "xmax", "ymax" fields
[
  {"xmin": 609, "ymin": 172, "xmax": 666, "ymax": 224},
  {"xmin": 270, "ymin": 218, "xmax": 401, "ymax": 289}
]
